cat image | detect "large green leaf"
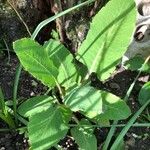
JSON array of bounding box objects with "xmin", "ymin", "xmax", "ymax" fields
[
  {"xmin": 77, "ymin": 0, "xmax": 136, "ymax": 80},
  {"xmin": 18, "ymin": 96, "xmax": 53, "ymax": 117},
  {"xmin": 138, "ymin": 82, "xmax": 150, "ymax": 105},
  {"xmin": 44, "ymin": 39, "xmax": 77, "ymax": 88},
  {"xmin": 64, "ymin": 84, "xmax": 131, "ymax": 120},
  {"xmin": 28, "ymin": 106, "xmax": 68, "ymax": 150},
  {"xmin": 13, "ymin": 38, "xmax": 58, "ymax": 87},
  {"xmin": 71, "ymin": 119, "xmax": 97, "ymax": 150}
]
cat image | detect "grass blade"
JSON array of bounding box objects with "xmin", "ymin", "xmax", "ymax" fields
[
  {"xmin": 103, "ymin": 56, "xmax": 150, "ymax": 150},
  {"xmin": 110, "ymin": 98, "xmax": 150, "ymax": 150},
  {"xmin": 31, "ymin": 0, "xmax": 95, "ymax": 40},
  {"xmin": 13, "ymin": 64, "xmax": 22, "ymax": 124}
]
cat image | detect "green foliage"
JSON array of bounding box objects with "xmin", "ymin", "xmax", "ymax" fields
[
  {"xmin": 44, "ymin": 39, "xmax": 77, "ymax": 89},
  {"xmin": 0, "ymin": 87, "xmax": 5, "ymax": 113},
  {"xmin": 77, "ymin": 0, "xmax": 136, "ymax": 80},
  {"xmin": 14, "ymin": 38, "xmax": 77, "ymax": 89},
  {"xmin": 18, "ymin": 96, "xmax": 72, "ymax": 149},
  {"xmin": 28, "ymin": 105, "xmax": 69, "ymax": 150},
  {"xmin": 13, "ymin": 38, "xmax": 58, "ymax": 87},
  {"xmin": 11, "ymin": 0, "xmax": 137, "ymax": 149},
  {"xmin": 64, "ymin": 84, "xmax": 103, "ymax": 118},
  {"xmin": 64, "ymin": 84, "xmax": 131, "ymax": 119},
  {"xmin": 71, "ymin": 119, "xmax": 97, "ymax": 150},
  {"xmin": 18, "ymin": 96, "xmax": 53, "ymax": 117},
  {"xmin": 125, "ymin": 56, "xmax": 150, "ymax": 72},
  {"xmin": 110, "ymin": 99, "xmax": 150, "ymax": 150},
  {"xmin": 138, "ymin": 82, "xmax": 150, "ymax": 105},
  {"xmin": 0, "ymin": 87, "xmax": 15, "ymax": 128}
]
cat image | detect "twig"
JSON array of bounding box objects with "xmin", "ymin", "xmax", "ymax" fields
[{"xmin": 7, "ymin": 0, "xmax": 31, "ymax": 36}]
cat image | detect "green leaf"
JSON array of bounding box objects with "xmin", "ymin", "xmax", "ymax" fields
[
  {"xmin": 71, "ymin": 119, "xmax": 97, "ymax": 150},
  {"xmin": 99, "ymin": 92, "xmax": 131, "ymax": 120},
  {"xmin": 64, "ymin": 84, "xmax": 103, "ymax": 118},
  {"xmin": 125, "ymin": 56, "xmax": 150, "ymax": 72},
  {"xmin": 64, "ymin": 84, "xmax": 131, "ymax": 120},
  {"xmin": 77, "ymin": 0, "xmax": 136, "ymax": 80},
  {"xmin": 18, "ymin": 96, "xmax": 53, "ymax": 117},
  {"xmin": 28, "ymin": 106, "xmax": 68, "ymax": 150},
  {"xmin": 13, "ymin": 38, "xmax": 58, "ymax": 87},
  {"xmin": 44, "ymin": 39, "xmax": 77, "ymax": 88},
  {"xmin": 138, "ymin": 82, "xmax": 150, "ymax": 105}
]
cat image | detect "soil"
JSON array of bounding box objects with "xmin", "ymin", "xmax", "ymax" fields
[{"xmin": 0, "ymin": 0, "xmax": 150, "ymax": 150}]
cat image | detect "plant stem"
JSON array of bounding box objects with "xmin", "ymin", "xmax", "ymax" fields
[
  {"xmin": 3, "ymin": 38, "xmax": 10, "ymax": 64},
  {"xmin": 5, "ymin": 105, "xmax": 28, "ymax": 126},
  {"xmin": 0, "ymin": 128, "xmax": 11, "ymax": 132},
  {"xmin": 72, "ymin": 114, "xmax": 80, "ymax": 124},
  {"xmin": 13, "ymin": 64, "xmax": 22, "ymax": 124},
  {"xmin": 69, "ymin": 122, "xmax": 150, "ymax": 128},
  {"xmin": 9, "ymin": 0, "xmax": 31, "ymax": 126},
  {"xmin": 16, "ymin": 114, "xmax": 28, "ymax": 126},
  {"xmin": 102, "ymin": 121, "xmax": 117, "ymax": 150},
  {"xmin": 55, "ymin": 80, "xmax": 65, "ymax": 100},
  {"xmin": 0, "ymin": 113, "xmax": 15, "ymax": 128},
  {"xmin": 44, "ymin": 88, "xmax": 51, "ymax": 95}
]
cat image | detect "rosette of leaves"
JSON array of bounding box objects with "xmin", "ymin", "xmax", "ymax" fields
[{"xmin": 14, "ymin": 0, "xmax": 136, "ymax": 149}]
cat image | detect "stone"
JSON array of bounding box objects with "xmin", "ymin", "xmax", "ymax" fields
[{"xmin": 122, "ymin": 0, "xmax": 150, "ymax": 64}]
